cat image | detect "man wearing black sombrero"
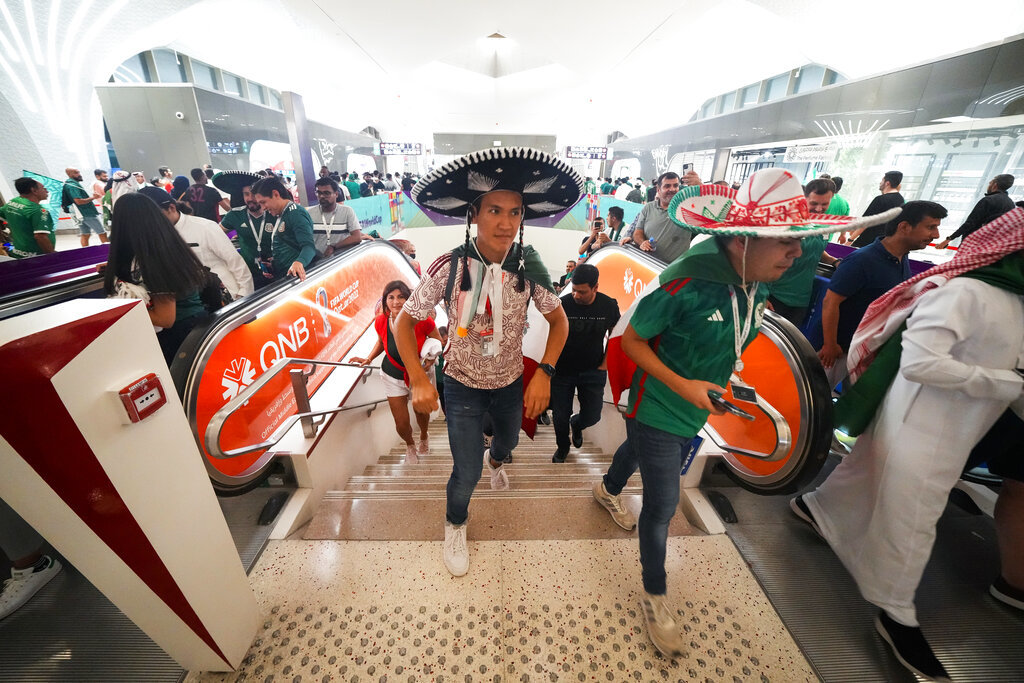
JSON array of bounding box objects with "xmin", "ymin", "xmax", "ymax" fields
[
  {"xmin": 595, "ymin": 168, "xmax": 899, "ymax": 658},
  {"xmin": 215, "ymin": 171, "xmax": 274, "ymax": 290},
  {"xmin": 395, "ymin": 147, "xmax": 573, "ymax": 577}
]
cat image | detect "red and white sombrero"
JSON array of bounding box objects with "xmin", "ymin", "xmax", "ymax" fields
[{"xmin": 668, "ymin": 168, "xmax": 900, "ymax": 238}]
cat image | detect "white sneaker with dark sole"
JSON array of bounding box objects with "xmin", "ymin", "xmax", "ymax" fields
[
  {"xmin": 0, "ymin": 556, "xmax": 62, "ymax": 621},
  {"xmin": 592, "ymin": 481, "xmax": 636, "ymax": 530}
]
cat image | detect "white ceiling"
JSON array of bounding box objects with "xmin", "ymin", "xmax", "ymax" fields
[{"xmin": 156, "ymin": 0, "xmax": 1024, "ymax": 147}]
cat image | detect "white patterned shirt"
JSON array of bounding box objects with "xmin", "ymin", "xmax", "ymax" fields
[{"xmin": 404, "ymin": 252, "xmax": 560, "ymax": 389}]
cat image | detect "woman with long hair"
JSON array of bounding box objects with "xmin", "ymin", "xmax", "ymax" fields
[
  {"xmin": 349, "ymin": 280, "xmax": 441, "ymax": 464},
  {"xmin": 103, "ymin": 193, "xmax": 209, "ymax": 364}
]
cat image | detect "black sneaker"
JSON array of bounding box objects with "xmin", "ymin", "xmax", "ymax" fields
[
  {"xmin": 538, "ymin": 411, "xmax": 551, "ymax": 426},
  {"xmin": 570, "ymin": 414, "xmax": 583, "ymax": 448},
  {"xmin": 788, "ymin": 495, "xmax": 824, "ymax": 540},
  {"xmin": 552, "ymin": 448, "xmax": 568, "ymax": 463},
  {"xmin": 990, "ymin": 576, "xmax": 1024, "ymax": 611},
  {"xmin": 874, "ymin": 611, "xmax": 951, "ymax": 682}
]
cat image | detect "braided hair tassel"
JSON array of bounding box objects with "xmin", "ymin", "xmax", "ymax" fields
[
  {"xmin": 456, "ymin": 211, "xmax": 473, "ymax": 338},
  {"xmin": 515, "ymin": 220, "xmax": 526, "ymax": 292}
]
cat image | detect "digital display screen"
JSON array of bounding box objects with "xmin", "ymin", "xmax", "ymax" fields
[
  {"xmin": 565, "ymin": 146, "xmax": 608, "ymax": 160},
  {"xmin": 380, "ymin": 142, "xmax": 422, "ymax": 156}
]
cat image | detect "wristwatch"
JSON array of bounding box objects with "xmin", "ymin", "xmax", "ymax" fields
[{"xmin": 538, "ymin": 363, "xmax": 556, "ymax": 377}]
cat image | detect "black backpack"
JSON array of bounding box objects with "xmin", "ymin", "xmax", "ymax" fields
[{"xmin": 198, "ymin": 267, "xmax": 233, "ymax": 312}]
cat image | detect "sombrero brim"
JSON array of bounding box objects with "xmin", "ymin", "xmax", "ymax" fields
[
  {"xmin": 212, "ymin": 171, "xmax": 263, "ymax": 196},
  {"xmin": 667, "ymin": 184, "xmax": 902, "ymax": 238},
  {"xmin": 411, "ymin": 147, "xmax": 584, "ymax": 219}
]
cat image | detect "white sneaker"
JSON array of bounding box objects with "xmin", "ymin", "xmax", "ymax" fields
[
  {"xmin": 641, "ymin": 591, "xmax": 685, "ymax": 658},
  {"xmin": 405, "ymin": 443, "xmax": 419, "ymax": 465},
  {"xmin": 443, "ymin": 522, "xmax": 469, "ymax": 576},
  {"xmin": 484, "ymin": 449, "xmax": 510, "ymax": 491},
  {"xmin": 592, "ymin": 481, "xmax": 637, "ymax": 530},
  {"xmin": 0, "ymin": 556, "xmax": 62, "ymax": 621},
  {"xmin": 417, "ymin": 436, "xmax": 430, "ymax": 456}
]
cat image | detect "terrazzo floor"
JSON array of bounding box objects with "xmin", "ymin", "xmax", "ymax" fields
[{"xmin": 186, "ymin": 535, "xmax": 816, "ymax": 682}]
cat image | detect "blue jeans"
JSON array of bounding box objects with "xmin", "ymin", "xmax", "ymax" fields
[
  {"xmin": 551, "ymin": 369, "xmax": 607, "ymax": 451},
  {"xmin": 443, "ymin": 376, "xmax": 523, "ymax": 525},
  {"xmin": 603, "ymin": 418, "xmax": 692, "ymax": 595}
]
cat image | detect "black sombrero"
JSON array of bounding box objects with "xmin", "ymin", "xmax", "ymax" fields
[
  {"xmin": 212, "ymin": 170, "xmax": 263, "ymax": 196},
  {"xmin": 411, "ymin": 147, "xmax": 584, "ymax": 219}
]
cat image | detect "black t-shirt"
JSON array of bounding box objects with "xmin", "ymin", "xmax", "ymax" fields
[
  {"xmin": 852, "ymin": 192, "xmax": 904, "ymax": 247},
  {"xmin": 401, "ymin": 177, "xmax": 415, "ymax": 192},
  {"xmin": 185, "ymin": 184, "xmax": 222, "ymax": 222},
  {"xmin": 555, "ymin": 291, "xmax": 621, "ymax": 374}
]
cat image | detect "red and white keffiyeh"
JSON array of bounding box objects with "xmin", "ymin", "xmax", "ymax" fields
[{"xmin": 847, "ymin": 207, "xmax": 1024, "ymax": 383}]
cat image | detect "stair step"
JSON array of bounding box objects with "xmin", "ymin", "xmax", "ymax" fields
[{"xmin": 345, "ymin": 474, "xmax": 641, "ymax": 494}]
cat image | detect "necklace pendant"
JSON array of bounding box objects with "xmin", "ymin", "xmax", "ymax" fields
[{"xmin": 734, "ymin": 359, "xmax": 744, "ymax": 372}]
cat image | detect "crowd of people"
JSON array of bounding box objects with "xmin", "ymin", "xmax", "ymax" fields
[
  {"xmin": 0, "ymin": 163, "xmax": 427, "ymax": 366},
  {"xmin": 3, "ymin": 148, "xmax": 1022, "ymax": 683}
]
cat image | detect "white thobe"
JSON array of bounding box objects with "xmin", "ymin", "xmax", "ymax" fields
[
  {"xmin": 805, "ymin": 277, "xmax": 1024, "ymax": 626},
  {"xmin": 174, "ymin": 213, "xmax": 254, "ymax": 300}
]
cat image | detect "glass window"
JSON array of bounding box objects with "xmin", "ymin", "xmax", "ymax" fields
[
  {"xmin": 112, "ymin": 53, "xmax": 150, "ymax": 83},
  {"xmin": 248, "ymin": 83, "xmax": 267, "ymax": 105},
  {"xmin": 740, "ymin": 84, "xmax": 759, "ymax": 108},
  {"xmin": 192, "ymin": 60, "xmax": 218, "ymax": 90},
  {"xmin": 765, "ymin": 73, "xmax": 789, "ymax": 101},
  {"xmin": 152, "ymin": 48, "xmax": 186, "ymax": 83},
  {"xmin": 721, "ymin": 92, "xmax": 737, "ymax": 113},
  {"xmin": 268, "ymin": 90, "xmax": 283, "ymax": 110},
  {"xmin": 699, "ymin": 99, "xmax": 715, "ymax": 119},
  {"xmin": 222, "ymin": 73, "xmax": 243, "ymax": 97},
  {"xmin": 794, "ymin": 64, "xmax": 825, "ymax": 94}
]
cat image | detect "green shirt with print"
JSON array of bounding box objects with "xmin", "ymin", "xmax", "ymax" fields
[
  {"xmin": 0, "ymin": 197, "xmax": 55, "ymax": 258},
  {"xmin": 222, "ymin": 207, "xmax": 272, "ymax": 280},
  {"xmin": 270, "ymin": 202, "xmax": 317, "ymax": 278},
  {"xmin": 767, "ymin": 235, "xmax": 828, "ymax": 307},
  {"xmin": 826, "ymin": 194, "xmax": 850, "ymax": 216},
  {"xmin": 626, "ymin": 239, "xmax": 769, "ymax": 438},
  {"xmin": 64, "ymin": 179, "xmax": 98, "ymax": 217}
]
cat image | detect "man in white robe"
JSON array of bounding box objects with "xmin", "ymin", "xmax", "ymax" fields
[{"xmin": 791, "ymin": 209, "xmax": 1024, "ymax": 682}]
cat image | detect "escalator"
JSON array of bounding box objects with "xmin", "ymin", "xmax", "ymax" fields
[
  {"xmin": 0, "ymin": 244, "xmax": 109, "ymax": 321},
  {"xmin": 582, "ymin": 244, "xmax": 835, "ymax": 496},
  {"xmin": 169, "ymin": 240, "xmax": 421, "ymax": 495}
]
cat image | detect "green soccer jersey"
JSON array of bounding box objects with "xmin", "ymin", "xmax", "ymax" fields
[
  {"xmin": 64, "ymin": 179, "xmax": 98, "ymax": 217},
  {"xmin": 0, "ymin": 197, "xmax": 55, "ymax": 258},
  {"xmin": 222, "ymin": 207, "xmax": 272, "ymax": 279},
  {"xmin": 269, "ymin": 202, "xmax": 316, "ymax": 278},
  {"xmin": 626, "ymin": 239, "xmax": 769, "ymax": 438},
  {"xmin": 827, "ymin": 194, "xmax": 850, "ymax": 216},
  {"xmin": 767, "ymin": 235, "xmax": 828, "ymax": 307}
]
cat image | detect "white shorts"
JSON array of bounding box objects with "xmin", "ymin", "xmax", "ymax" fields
[{"xmin": 379, "ymin": 369, "xmax": 409, "ymax": 398}]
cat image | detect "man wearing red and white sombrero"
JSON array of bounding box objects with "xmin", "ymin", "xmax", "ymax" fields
[
  {"xmin": 593, "ymin": 168, "xmax": 897, "ymax": 658},
  {"xmin": 791, "ymin": 208, "xmax": 1024, "ymax": 682}
]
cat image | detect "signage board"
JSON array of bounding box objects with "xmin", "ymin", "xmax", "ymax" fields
[
  {"xmin": 565, "ymin": 146, "xmax": 608, "ymax": 160},
  {"xmin": 380, "ymin": 142, "xmax": 423, "ymax": 156}
]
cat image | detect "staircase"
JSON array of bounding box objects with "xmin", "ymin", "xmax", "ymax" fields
[{"xmin": 303, "ymin": 418, "xmax": 695, "ymax": 541}]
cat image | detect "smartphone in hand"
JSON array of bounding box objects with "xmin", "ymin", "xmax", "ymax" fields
[{"xmin": 707, "ymin": 390, "xmax": 756, "ymax": 421}]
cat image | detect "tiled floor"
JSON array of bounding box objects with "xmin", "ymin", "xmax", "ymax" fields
[{"xmin": 185, "ymin": 536, "xmax": 816, "ymax": 682}]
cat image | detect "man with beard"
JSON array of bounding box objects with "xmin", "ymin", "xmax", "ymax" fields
[
  {"xmin": 63, "ymin": 167, "xmax": 106, "ymax": 246},
  {"xmin": 218, "ymin": 171, "xmax": 275, "ymax": 289},
  {"xmin": 306, "ymin": 177, "xmax": 363, "ymax": 258}
]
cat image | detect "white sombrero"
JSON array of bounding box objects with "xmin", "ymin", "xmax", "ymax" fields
[{"xmin": 668, "ymin": 168, "xmax": 900, "ymax": 238}]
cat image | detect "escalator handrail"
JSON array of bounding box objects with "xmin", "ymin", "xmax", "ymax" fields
[
  {"xmin": 701, "ymin": 371, "xmax": 793, "ymax": 461},
  {"xmin": 204, "ymin": 358, "xmax": 378, "ymax": 459}
]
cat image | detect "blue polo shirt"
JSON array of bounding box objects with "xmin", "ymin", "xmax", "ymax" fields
[{"xmin": 807, "ymin": 238, "xmax": 911, "ymax": 351}]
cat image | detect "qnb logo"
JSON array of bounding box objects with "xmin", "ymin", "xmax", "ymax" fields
[
  {"xmin": 222, "ymin": 357, "xmax": 257, "ymax": 401},
  {"xmin": 623, "ymin": 268, "xmax": 644, "ymax": 297}
]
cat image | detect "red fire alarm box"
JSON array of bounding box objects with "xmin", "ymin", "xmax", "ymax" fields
[{"xmin": 118, "ymin": 373, "xmax": 167, "ymax": 423}]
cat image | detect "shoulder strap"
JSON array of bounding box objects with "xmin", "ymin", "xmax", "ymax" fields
[{"xmin": 444, "ymin": 250, "xmax": 459, "ymax": 311}]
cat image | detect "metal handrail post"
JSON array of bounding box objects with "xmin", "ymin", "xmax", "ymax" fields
[{"xmin": 290, "ymin": 368, "xmax": 317, "ymax": 439}]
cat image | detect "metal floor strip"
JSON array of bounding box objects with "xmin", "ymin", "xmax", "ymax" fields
[{"xmin": 710, "ymin": 457, "xmax": 1024, "ymax": 683}]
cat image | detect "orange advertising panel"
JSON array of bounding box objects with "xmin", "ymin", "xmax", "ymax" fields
[
  {"xmin": 706, "ymin": 333, "xmax": 802, "ymax": 476},
  {"xmin": 193, "ymin": 249, "xmax": 415, "ymax": 477},
  {"xmin": 582, "ymin": 249, "xmax": 660, "ymax": 311}
]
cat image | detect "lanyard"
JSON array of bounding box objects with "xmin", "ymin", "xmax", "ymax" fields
[
  {"xmin": 270, "ymin": 202, "xmax": 293, "ymax": 246},
  {"xmin": 728, "ymin": 283, "xmax": 759, "ymax": 372},
  {"xmin": 320, "ymin": 207, "xmax": 337, "ymax": 243},
  {"xmin": 246, "ymin": 212, "xmax": 267, "ymax": 250}
]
